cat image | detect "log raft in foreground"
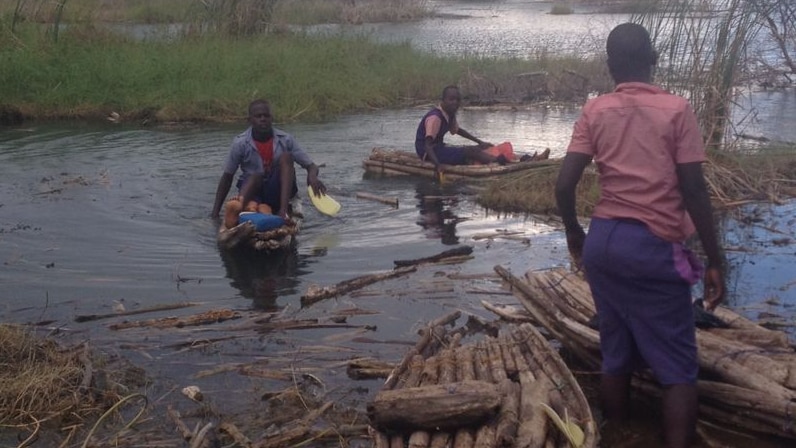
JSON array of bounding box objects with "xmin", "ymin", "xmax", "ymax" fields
[
  {"xmin": 494, "ymin": 266, "xmax": 796, "ymax": 442},
  {"xmin": 217, "ymin": 199, "xmax": 303, "ymax": 252},
  {"xmin": 368, "ymin": 311, "xmax": 598, "ymax": 448}
]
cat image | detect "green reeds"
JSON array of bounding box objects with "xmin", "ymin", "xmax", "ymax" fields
[{"xmin": 631, "ymin": 0, "xmax": 761, "ymax": 150}]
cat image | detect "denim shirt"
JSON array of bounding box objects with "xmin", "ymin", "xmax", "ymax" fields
[{"xmin": 222, "ymin": 126, "xmax": 314, "ymax": 190}]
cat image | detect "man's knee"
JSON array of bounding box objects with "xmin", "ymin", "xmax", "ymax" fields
[
  {"xmin": 278, "ymin": 152, "xmax": 295, "ymax": 169},
  {"xmin": 223, "ymin": 198, "xmax": 244, "ymax": 229}
]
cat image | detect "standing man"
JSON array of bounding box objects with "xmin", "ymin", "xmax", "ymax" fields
[
  {"xmin": 211, "ymin": 99, "xmax": 326, "ymax": 229},
  {"xmin": 555, "ymin": 23, "xmax": 724, "ymax": 448},
  {"xmin": 415, "ymin": 85, "xmax": 505, "ymax": 177}
]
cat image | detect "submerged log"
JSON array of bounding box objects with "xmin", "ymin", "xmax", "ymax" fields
[
  {"xmin": 394, "ymin": 245, "xmax": 474, "ymax": 267},
  {"xmin": 356, "ymin": 192, "xmax": 399, "ymax": 207},
  {"xmin": 75, "ymin": 301, "xmax": 197, "ymax": 323},
  {"xmin": 109, "ymin": 309, "xmax": 240, "ymax": 330},
  {"xmin": 301, "ymin": 266, "xmax": 417, "ymax": 306},
  {"xmin": 368, "ymin": 380, "xmax": 501, "ymax": 431},
  {"xmin": 347, "ymin": 358, "xmax": 395, "ymax": 380}
]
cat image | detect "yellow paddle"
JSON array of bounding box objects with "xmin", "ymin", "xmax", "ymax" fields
[{"xmin": 307, "ymin": 186, "xmax": 341, "ymax": 217}]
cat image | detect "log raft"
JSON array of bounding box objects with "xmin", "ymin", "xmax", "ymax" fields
[
  {"xmin": 217, "ymin": 198, "xmax": 303, "ymax": 252},
  {"xmin": 493, "ymin": 266, "xmax": 796, "ymax": 441},
  {"xmin": 368, "ymin": 312, "xmax": 598, "ymax": 448},
  {"xmin": 363, "ymin": 148, "xmax": 559, "ymax": 181}
]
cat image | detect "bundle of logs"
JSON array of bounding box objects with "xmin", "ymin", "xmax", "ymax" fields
[
  {"xmin": 217, "ymin": 200, "xmax": 303, "ymax": 251},
  {"xmin": 363, "ymin": 148, "xmax": 558, "ymax": 180},
  {"xmin": 367, "ymin": 310, "xmax": 598, "ymax": 448},
  {"xmin": 494, "ymin": 266, "xmax": 796, "ymax": 442}
]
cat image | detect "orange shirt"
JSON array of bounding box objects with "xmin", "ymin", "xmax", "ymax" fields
[
  {"xmin": 254, "ymin": 138, "xmax": 274, "ymax": 172},
  {"xmin": 566, "ymin": 82, "xmax": 706, "ymax": 242}
]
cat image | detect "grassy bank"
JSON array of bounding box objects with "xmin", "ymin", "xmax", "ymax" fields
[
  {"xmin": 0, "ymin": 0, "xmax": 433, "ymax": 25},
  {"xmin": 0, "ymin": 24, "xmax": 610, "ymax": 123},
  {"xmin": 478, "ymin": 147, "xmax": 796, "ymax": 216}
]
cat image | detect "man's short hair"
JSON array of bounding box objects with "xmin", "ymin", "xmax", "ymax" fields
[
  {"xmin": 441, "ymin": 85, "xmax": 459, "ymax": 100},
  {"xmin": 248, "ymin": 99, "xmax": 270, "ymax": 116},
  {"xmin": 606, "ymin": 23, "xmax": 657, "ymax": 79}
]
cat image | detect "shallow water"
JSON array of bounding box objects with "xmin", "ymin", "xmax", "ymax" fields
[{"xmin": 1, "ymin": 1, "xmax": 795, "ymax": 444}]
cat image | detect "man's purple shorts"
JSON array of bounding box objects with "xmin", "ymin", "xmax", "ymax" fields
[
  {"xmin": 419, "ymin": 145, "xmax": 467, "ymax": 165},
  {"xmin": 582, "ymin": 217, "xmax": 702, "ymax": 385}
]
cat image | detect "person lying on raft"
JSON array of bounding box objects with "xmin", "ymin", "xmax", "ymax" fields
[
  {"xmin": 211, "ymin": 99, "xmax": 326, "ymax": 230},
  {"xmin": 415, "ymin": 85, "xmax": 506, "ymax": 176}
]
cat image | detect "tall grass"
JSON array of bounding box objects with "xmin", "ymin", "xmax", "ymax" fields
[
  {"xmin": 0, "ymin": 0, "xmax": 433, "ymax": 26},
  {"xmin": 631, "ymin": 0, "xmax": 761, "ymax": 150},
  {"xmin": 0, "ymin": 19, "xmax": 611, "ymax": 122}
]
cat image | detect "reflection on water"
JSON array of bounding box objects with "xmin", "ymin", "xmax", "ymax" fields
[
  {"xmin": 218, "ymin": 247, "xmax": 306, "ymax": 311},
  {"xmin": 414, "ymin": 180, "xmax": 466, "ymax": 245}
]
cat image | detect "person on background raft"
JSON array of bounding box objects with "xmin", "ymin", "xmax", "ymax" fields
[
  {"xmin": 555, "ymin": 23, "xmax": 725, "ymax": 448},
  {"xmin": 415, "ymin": 85, "xmax": 506, "ymax": 176},
  {"xmin": 211, "ymin": 99, "xmax": 326, "ymax": 229}
]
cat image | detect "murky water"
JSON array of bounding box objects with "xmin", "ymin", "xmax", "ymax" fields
[{"xmin": 1, "ymin": 1, "xmax": 794, "ymax": 445}]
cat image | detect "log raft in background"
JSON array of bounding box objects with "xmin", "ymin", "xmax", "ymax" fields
[
  {"xmin": 363, "ymin": 148, "xmax": 560, "ymax": 180},
  {"xmin": 494, "ymin": 266, "xmax": 796, "ymax": 441},
  {"xmin": 369, "ymin": 311, "xmax": 597, "ymax": 448}
]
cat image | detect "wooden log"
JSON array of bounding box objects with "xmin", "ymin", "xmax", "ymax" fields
[
  {"xmin": 696, "ymin": 336, "xmax": 796, "ymax": 400},
  {"xmin": 698, "ymin": 380, "xmax": 796, "ymax": 421},
  {"xmin": 706, "ymin": 327, "xmax": 791, "ymax": 350},
  {"xmin": 394, "ymin": 246, "xmax": 474, "ymax": 267},
  {"xmin": 516, "ymin": 372, "xmax": 551, "ymax": 448},
  {"xmin": 499, "ymin": 334, "xmax": 518, "ymax": 378},
  {"xmin": 517, "ymin": 323, "xmax": 597, "ymax": 446},
  {"xmin": 301, "ymin": 266, "xmax": 417, "ymax": 306},
  {"xmin": 405, "ymin": 354, "xmax": 436, "ymax": 448},
  {"xmin": 697, "ymin": 330, "xmax": 795, "ymax": 388},
  {"xmin": 75, "ymin": 301, "xmax": 197, "ymax": 323},
  {"xmin": 429, "ymin": 433, "xmax": 451, "ymax": 448},
  {"xmin": 400, "ymin": 354, "xmax": 426, "ymax": 389},
  {"xmin": 356, "ymin": 192, "xmax": 399, "ymax": 207},
  {"xmin": 473, "ymin": 343, "xmax": 494, "ymax": 383},
  {"xmin": 364, "ymin": 159, "xmax": 456, "ymax": 179},
  {"xmin": 438, "ymin": 349, "xmax": 457, "ymax": 384},
  {"xmin": 391, "ymin": 435, "xmax": 405, "ymax": 448},
  {"xmin": 407, "ymin": 432, "xmax": 431, "ymax": 448},
  {"xmin": 481, "ymin": 300, "xmax": 533, "ymax": 323},
  {"xmin": 453, "ymin": 430, "xmax": 476, "ymax": 448},
  {"xmin": 451, "ymin": 346, "xmax": 478, "ymax": 447},
  {"xmin": 219, "ymin": 422, "xmax": 253, "ymax": 448},
  {"xmin": 385, "ymin": 348, "xmax": 418, "ymax": 390},
  {"xmin": 109, "ymin": 309, "xmax": 241, "ymax": 330},
  {"xmin": 495, "ymin": 379, "xmax": 520, "ymax": 447},
  {"xmin": 485, "ymin": 338, "xmax": 508, "ymax": 383},
  {"xmin": 473, "ymin": 423, "xmax": 497, "ymax": 448},
  {"xmin": 456, "ymin": 346, "xmax": 477, "ymax": 381},
  {"xmin": 217, "ymin": 221, "xmax": 255, "ymax": 250},
  {"xmin": 347, "ymin": 358, "xmax": 395, "ymax": 380},
  {"xmin": 368, "ymin": 381, "xmax": 501, "ymax": 431}
]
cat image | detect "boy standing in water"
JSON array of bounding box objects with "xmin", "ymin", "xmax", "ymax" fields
[
  {"xmin": 211, "ymin": 99, "xmax": 326, "ymax": 229},
  {"xmin": 555, "ymin": 23, "xmax": 725, "ymax": 448},
  {"xmin": 415, "ymin": 85, "xmax": 505, "ymax": 176}
]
